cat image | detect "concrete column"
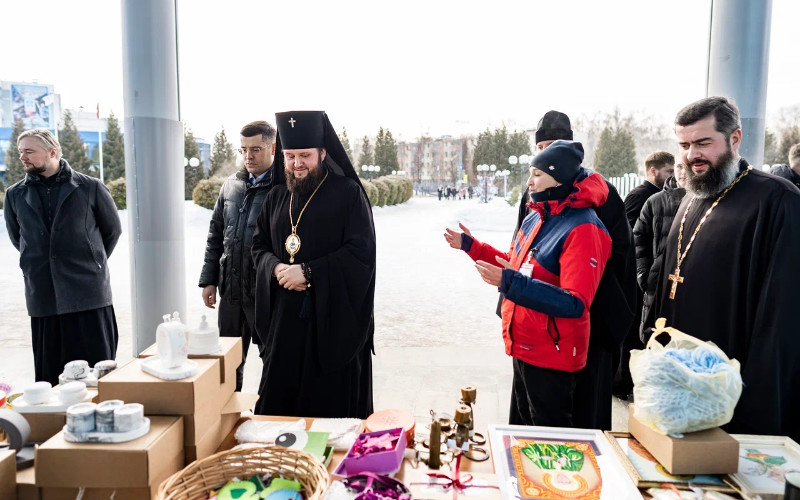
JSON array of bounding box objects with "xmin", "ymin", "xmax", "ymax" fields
[
  {"xmin": 706, "ymin": 0, "xmax": 773, "ymax": 168},
  {"xmin": 121, "ymin": 0, "xmax": 186, "ymax": 355}
]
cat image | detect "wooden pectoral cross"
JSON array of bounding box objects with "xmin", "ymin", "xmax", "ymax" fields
[{"xmin": 668, "ymin": 267, "xmax": 684, "ymax": 300}]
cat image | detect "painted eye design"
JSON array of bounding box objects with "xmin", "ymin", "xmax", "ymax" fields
[{"xmin": 275, "ymin": 430, "xmax": 309, "ymax": 450}]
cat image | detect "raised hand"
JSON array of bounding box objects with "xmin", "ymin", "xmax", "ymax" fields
[{"xmin": 443, "ymin": 222, "xmax": 473, "ymax": 249}]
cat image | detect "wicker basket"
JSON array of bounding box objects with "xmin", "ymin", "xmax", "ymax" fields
[{"xmin": 158, "ymin": 445, "xmax": 330, "ymax": 500}]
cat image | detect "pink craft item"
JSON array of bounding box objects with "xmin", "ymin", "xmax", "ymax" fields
[{"xmin": 340, "ymin": 427, "xmax": 407, "ymax": 476}]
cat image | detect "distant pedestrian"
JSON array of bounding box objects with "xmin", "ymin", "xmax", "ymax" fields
[{"xmin": 438, "ymin": 185, "xmax": 443, "ymax": 201}]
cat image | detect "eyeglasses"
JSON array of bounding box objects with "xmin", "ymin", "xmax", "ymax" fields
[{"xmin": 237, "ymin": 147, "xmax": 265, "ymax": 155}]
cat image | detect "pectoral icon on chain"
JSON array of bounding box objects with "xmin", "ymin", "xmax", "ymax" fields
[{"xmin": 285, "ymin": 231, "xmax": 301, "ymax": 264}]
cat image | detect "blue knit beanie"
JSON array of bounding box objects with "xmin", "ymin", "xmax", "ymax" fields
[{"xmin": 530, "ymin": 140, "xmax": 584, "ymax": 184}]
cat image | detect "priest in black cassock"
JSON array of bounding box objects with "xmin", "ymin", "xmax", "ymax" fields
[
  {"xmin": 251, "ymin": 111, "xmax": 376, "ymax": 418},
  {"xmin": 648, "ymin": 97, "xmax": 800, "ymax": 441}
]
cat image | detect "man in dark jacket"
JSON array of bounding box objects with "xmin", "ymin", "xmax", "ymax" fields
[
  {"xmin": 633, "ymin": 162, "xmax": 687, "ymax": 340},
  {"xmin": 509, "ymin": 111, "xmax": 636, "ymax": 430},
  {"xmin": 199, "ymin": 121, "xmax": 277, "ymax": 390},
  {"xmin": 4, "ymin": 129, "xmax": 122, "ymax": 385},
  {"xmin": 769, "ymin": 143, "xmax": 800, "ymax": 189},
  {"xmin": 614, "ymin": 151, "xmax": 675, "ymax": 399}
]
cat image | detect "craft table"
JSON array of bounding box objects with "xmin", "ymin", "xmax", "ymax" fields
[{"xmin": 216, "ymin": 415, "xmax": 500, "ymax": 498}]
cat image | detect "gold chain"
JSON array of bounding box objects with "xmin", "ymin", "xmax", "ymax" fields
[
  {"xmin": 289, "ymin": 170, "xmax": 329, "ymax": 232},
  {"xmin": 676, "ymin": 166, "xmax": 751, "ymax": 268}
]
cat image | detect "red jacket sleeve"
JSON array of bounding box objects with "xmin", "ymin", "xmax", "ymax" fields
[
  {"xmin": 559, "ymin": 223, "xmax": 612, "ymax": 311},
  {"xmin": 464, "ymin": 237, "xmax": 510, "ymax": 265}
]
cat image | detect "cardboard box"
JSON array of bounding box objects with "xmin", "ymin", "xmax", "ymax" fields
[
  {"xmin": 1, "ymin": 450, "xmax": 17, "ymax": 500},
  {"xmin": 35, "ymin": 416, "xmax": 184, "ymax": 489},
  {"xmin": 99, "ymin": 358, "xmax": 220, "ymax": 415},
  {"xmin": 21, "ymin": 413, "xmax": 67, "ymax": 444},
  {"xmin": 139, "ymin": 337, "xmax": 241, "ymax": 395},
  {"xmin": 20, "ymin": 459, "xmax": 180, "ymax": 500},
  {"xmin": 628, "ymin": 405, "xmax": 739, "ymax": 474},
  {"xmin": 185, "ymin": 392, "xmax": 258, "ymax": 464},
  {"xmin": 40, "ymin": 486, "xmax": 158, "ymax": 500},
  {"xmin": 16, "ymin": 466, "xmax": 37, "ymax": 500},
  {"xmin": 98, "ymin": 358, "xmax": 220, "ymax": 444}
]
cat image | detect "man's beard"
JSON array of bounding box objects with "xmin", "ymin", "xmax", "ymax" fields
[
  {"xmin": 286, "ymin": 163, "xmax": 325, "ymax": 196},
  {"xmin": 685, "ymin": 146, "xmax": 738, "ymax": 199},
  {"xmin": 24, "ymin": 163, "xmax": 46, "ymax": 175}
]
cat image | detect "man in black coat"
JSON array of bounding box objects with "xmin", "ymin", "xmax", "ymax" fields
[
  {"xmin": 614, "ymin": 151, "xmax": 674, "ymax": 399},
  {"xmin": 650, "ymin": 96, "xmax": 800, "ymax": 440},
  {"xmin": 769, "ymin": 143, "xmax": 800, "ymax": 189},
  {"xmin": 633, "ymin": 163, "xmax": 687, "ymax": 340},
  {"xmin": 252, "ymin": 111, "xmax": 376, "ymax": 418},
  {"xmin": 4, "ymin": 129, "xmax": 122, "ymax": 385},
  {"xmin": 199, "ymin": 121, "xmax": 278, "ymax": 391},
  {"xmin": 509, "ymin": 111, "xmax": 636, "ymax": 430}
]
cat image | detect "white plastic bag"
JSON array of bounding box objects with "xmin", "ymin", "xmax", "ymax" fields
[{"xmin": 630, "ymin": 318, "xmax": 743, "ymax": 435}]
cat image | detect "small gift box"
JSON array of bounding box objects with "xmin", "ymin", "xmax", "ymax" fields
[{"xmin": 340, "ymin": 427, "xmax": 407, "ymax": 476}]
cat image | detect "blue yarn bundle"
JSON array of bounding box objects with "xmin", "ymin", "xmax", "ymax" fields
[{"xmin": 631, "ymin": 346, "xmax": 743, "ymax": 434}]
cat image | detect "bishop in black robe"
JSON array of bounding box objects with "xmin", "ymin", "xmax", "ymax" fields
[
  {"xmin": 649, "ymin": 159, "xmax": 800, "ymax": 441},
  {"xmin": 251, "ymin": 111, "xmax": 376, "ymax": 418}
]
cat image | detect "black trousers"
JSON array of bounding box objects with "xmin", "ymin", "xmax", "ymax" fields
[
  {"xmin": 509, "ymin": 358, "xmax": 578, "ymax": 428},
  {"xmin": 572, "ymin": 334, "xmax": 614, "ymax": 430},
  {"xmin": 218, "ymin": 298, "xmax": 265, "ymax": 391},
  {"xmin": 31, "ymin": 306, "xmax": 118, "ymax": 386},
  {"xmin": 614, "ymin": 290, "xmax": 645, "ymax": 398}
]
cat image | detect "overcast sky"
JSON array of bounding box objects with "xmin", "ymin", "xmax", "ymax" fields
[{"xmin": 1, "ymin": 0, "xmax": 798, "ymax": 143}]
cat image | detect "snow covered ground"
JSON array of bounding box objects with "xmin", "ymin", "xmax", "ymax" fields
[{"xmin": 0, "ymin": 196, "xmax": 627, "ymax": 428}]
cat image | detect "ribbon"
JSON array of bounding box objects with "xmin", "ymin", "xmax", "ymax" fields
[
  {"xmin": 341, "ymin": 472, "xmax": 411, "ymax": 499},
  {"xmin": 411, "ymin": 454, "xmax": 499, "ymax": 499}
]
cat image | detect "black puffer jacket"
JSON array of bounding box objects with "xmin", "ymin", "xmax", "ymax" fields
[
  {"xmin": 770, "ymin": 164, "xmax": 800, "ymax": 189},
  {"xmin": 633, "ymin": 175, "xmax": 686, "ymax": 337},
  {"xmin": 199, "ymin": 168, "xmax": 273, "ymax": 308}
]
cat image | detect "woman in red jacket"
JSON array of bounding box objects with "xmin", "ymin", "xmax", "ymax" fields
[{"xmin": 445, "ymin": 140, "xmax": 612, "ymax": 427}]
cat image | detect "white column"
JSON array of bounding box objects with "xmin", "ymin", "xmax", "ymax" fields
[
  {"xmin": 121, "ymin": 0, "xmax": 186, "ymax": 355},
  {"xmin": 706, "ymin": 0, "xmax": 773, "ymax": 167}
]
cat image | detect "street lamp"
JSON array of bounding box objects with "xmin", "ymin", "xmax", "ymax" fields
[
  {"xmin": 477, "ymin": 164, "xmax": 492, "ymax": 203},
  {"xmin": 361, "ymin": 164, "xmax": 368, "ymax": 179},
  {"xmin": 511, "ymin": 154, "xmax": 531, "ymax": 188},
  {"xmin": 498, "ymin": 169, "xmax": 510, "ymax": 197}
]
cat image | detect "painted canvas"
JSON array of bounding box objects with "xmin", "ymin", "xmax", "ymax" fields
[
  {"xmin": 489, "ymin": 425, "xmax": 639, "ymax": 500},
  {"xmin": 729, "ymin": 434, "xmax": 800, "ymax": 498},
  {"xmin": 605, "ymin": 432, "xmax": 734, "ymax": 492}
]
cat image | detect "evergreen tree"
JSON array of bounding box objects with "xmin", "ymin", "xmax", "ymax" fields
[
  {"xmin": 471, "ymin": 129, "xmax": 494, "ymax": 174},
  {"xmin": 777, "ymin": 126, "xmax": 800, "ymax": 165},
  {"xmin": 383, "ymin": 128, "xmax": 399, "ymax": 170},
  {"xmin": 358, "ymin": 135, "xmax": 373, "ymax": 167},
  {"xmin": 102, "ymin": 112, "xmax": 126, "ymax": 182},
  {"xmin": 184, "ymin": 127, "xmax": 205, "ymax": 199},
  {"xmin": 59, "ymin": 110, "xmax": 93, "ymax": 176},
  {"xmin": 4, "ymin": 117, "xmax": 26, "ymax": 186},
  {"xmin": 210, "ymin": 127, "xmax": 234, "ymax": 177},
  {"xmin": 373, "ymin": 127, "xmax": 400, "ymax": 172},
  {"xmin": 594, "ymin": 125, "xmax": 637, "ymax": 177},
  {"xmin": 338, "ymin": 127, "xmax": 353, "ymax": 163}
]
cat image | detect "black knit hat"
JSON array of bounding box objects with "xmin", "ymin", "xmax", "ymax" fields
[
  {"xmin": 535, "ymin": 110, "xmax": 573, "ymax": 144},
  {"xmin": 531, "ymin": 140, "xmax": 584, "ymax": 184}
]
